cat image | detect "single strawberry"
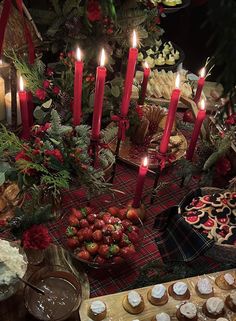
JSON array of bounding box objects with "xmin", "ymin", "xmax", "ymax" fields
[
  {"xmin": 102, "ymin": 213, "xmax": 112, "ymax": 224},
  {"xmin": 66, "ymin": 226, "xmax": 77, "ymax": 237},
  {"xmin": 66, "ymin": 237, "xmax": 79, "ymax": 249},
  {"xmin": 98, "ymin": 244, "xmax": 110, "ymax": 258},
  {"xmin": 94, "ymin": 219, "xmax": 105, "ymax": 229},
  {"xmin": 85, "ymin": 242, "xmax": 99, "ymax": 255},
  {"xmin": 120, "ymin": 245, "xmax": 136, "ymax": 258},
  {"xmin": 109, "ymin": 244, "xmax": 120, "ymax": 256},
  {"xmin": 68, "ymin": 215, "xmax": 79, "ymax": 226},
  {"xmin": 126, "ymin": 208, "xmax": 139, "ymax": 223},
  {"xmin": 119, "ymin": 233, "xmax": 131, "ymax": 247},
  {"xmin": 121, "ymin": 219, "xmax": 132, "ymax": 230},
  {"xmin": 103, "ymin": 235, "xmax": 113, "ymax": 245},
  {"xmin": 79, "ymin": 218, "xmax": 89, "ymax": 228},
  {"xmin": 92, "ymin": 229, "xmax": 103, "ymax": 242},
  {"xmin": 76, "ymin": 249, "xmax": 91, "ymax": 261},
  {"xmin": 87, "ymin": 213, "xmax": 96, "ymax": 223},
  {"xmin": 107, "ymin": 206, "xmax": 119, "ymax": 216},
  {"xmin": 118, "ymin": 208, "xmax": 127, "ymax": 220},
  {"xmin": 111, "ymin": 229, "xmax": 123, "ymax": 242},
  {"xmin": 71, "ymin": 208, "xmax": 83, "ymax": 220},
  {"xmin": 94, "ymin": 255, "xmax": 106, "ymax": 265}
]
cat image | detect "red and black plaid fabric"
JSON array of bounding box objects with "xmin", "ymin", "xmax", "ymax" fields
[{"xmin": 154, "ymin": 206, "xmax": 214, "ymax": 262}]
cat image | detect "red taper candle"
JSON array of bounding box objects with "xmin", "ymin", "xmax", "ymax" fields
[
  {"xmin": 18, "ymin": 76, "xmax": 30, "ymax": 140},
  {"xmin": 120, "ymin": 30, "xmax": 138, "ymax": 117},
  {"xmin": 139, "ymin": 61, "xmax": 150, "ymax": 105},
  {"xmin": 73, "ymin": 47, "xmax": 84, "ymax": 126},
  {"xmin": 132, "ymin": 157, "xmax": 148, "ymax": 208},
  {"xmin": 91, "ymin": 49, "xmax": 107, "ymax": 140},
  {"xmin": 194, "ymin": 67, "xmax": 205, "ymax": 106},
  {"xmin": 186, "ymin": 99, "xmax": 206, "ymax": 161},
  {"xmin": 27, "ymin": 91, "xmax": 34, "ymax": 127},
  {"xmin": 159, "ymin": 74, "xmax": 181, "ymax": 154}
]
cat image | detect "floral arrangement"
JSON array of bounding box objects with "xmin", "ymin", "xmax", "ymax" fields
[
  {"xmin": 22, "ymin": 224, "xmax": 51, "ymax": 250},
  {"xmin": 0, "ymin": 110, "xmax": 116, "ymax": 209}
]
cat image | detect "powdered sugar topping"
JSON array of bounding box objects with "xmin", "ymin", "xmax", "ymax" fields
[
  {"xmin": 90, "ymin": 300, "xmax": 106, "ymax": 314},
  {"xmin": 206, "ymin": 297, "xmax": 224, "ymax": 314},
  {"xmin": 197, "ymin": 278, "xmax": 213, "ymax": 294},
  {"xmin": 224, "ymin": 273, "xmax": 235, "ymax": 285},
  {"xmin": 173, "ymin": 282, "xmax": 188, "ymax": 295},
  {"xmin": 151, "ymin": 284, "xmax": 166, "ymax": 299},
  {"xmin": 155, "ymin": 312, "xmax": 171, "ymax": 321},
  {"xmin": 128, "ymin": 290, "xmax": 142, "ymax": 307},
  {"xmin": 180, "ymin": 302, "xmax": 197, "ymax": 319}
]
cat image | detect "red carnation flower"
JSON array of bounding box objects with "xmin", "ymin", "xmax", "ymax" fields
[
  {"xmin": 22, "ymin": 224, "xmax": 51, "ymax": 250},
  {"xmin": 225, "ymin": 114, "xmax": 236, "ymax": 125},
  {"xmin": 87, "ymin": 0, "xmax": 102, "ymax": 22},
  {"xmin": 45, "ymin": 149, "xmax": 63, "ymax": 163},
  {"xmin": 35, "ymin": 88, "xmax": 47, "ymax": 101},
  {"xmin": 15, "ymin": 150, "xmax": 32, "ymax": 162},
  {"xmin": 43, "ymin": 80, "xmax": 50, "ymax": 89},
  {"xmin": 216, "ymin": 157, "xmax": 231, "ymax": 176},
  {"xmin": 53, "ymin": 86, "xmax": 60, "ymax": 95}
]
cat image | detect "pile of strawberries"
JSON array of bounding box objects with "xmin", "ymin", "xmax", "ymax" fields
[{"xmin": 65, "ymin": 206, "xmax": 142, "ymax": 266}]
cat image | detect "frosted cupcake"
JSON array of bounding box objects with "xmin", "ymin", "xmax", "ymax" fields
[
  {"xmin": 168, "ymin": 281, "xmax": 190, "ymax": 300},
  {"xmin": 88, "ymin": 300, "xmax": 107, "ymax": 321},
  {"xmin": 123, "ymin": 290, "xmax": 145, "ymax": 314},
  {"xmin": 147, "ymin": 284, "xmax": 168, "ymax": 305}
]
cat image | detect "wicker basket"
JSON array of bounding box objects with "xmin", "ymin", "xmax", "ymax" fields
[{"xmin": 179, "ymin": 186, "xmax": 236, "ymax": 264}]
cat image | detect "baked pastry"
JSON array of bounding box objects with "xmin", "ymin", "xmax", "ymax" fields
[
  {"xmin": 165, "ymin": 55, "xmax": 175, "ymax": 66},
  {"xmin": 176, "ymin": 302, "xmax": 198, "ymax": 321},
  {"xmin": 216, "ymin": 318, "xmax": 229, "ymax": 321},
  {"xmin": 168, "ymin": 281, "xmax": 190, "ymax": 300},
  {"xmin": 122, "ymin": 290, "xmax": 145, "ymax": 314},
  {"xmin": 195, "ymin": 277, "xmax": 214, "ymax": 298},
  {"xmin": 152, "ymin": 312, "xmax": 171, "ymax": 321},
  {"xmin": 215, "ymin": 272, "xmax": 236, "ymax": 290},
  {"xmin": 88, "ymin": 300, "xmax": 107, "ymax": 321},
  {"xmin": 202, "ymin": 297, "xmax": 225, "ymax": 318},
  {"xmin": 147, "ymin": 284, "xmax": 168, "ymax": 305},
  {"xmin": 225, "ymin": 291, "xmax": 236, "ymax": 312}
]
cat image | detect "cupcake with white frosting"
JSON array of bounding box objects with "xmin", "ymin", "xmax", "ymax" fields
[
  {"xmin": 88, "ymin": 300, "xmax": 107, "ymax": 321},
  {"xmin": 122, "ymin": 290, "xmax": 145, "ymax": 314},
  {"xmin": 176, "ymin": 302, "xmax": 198, "ymax": 321},
  {"xmin": 203, "ymin": 297, "xmax": 225, "ymax": 318},
  {"xmin": 147, "ymin": 284, "xmax": 168, "ymax": 306},
  {"xmin": 195, "ymin": 277, "xmax": 214, "ymax": 299},
  {"xmin": 168, "ymin": 281, "xmax": 190, "ymax": 300},
  {"xmin": 215, "ymin": 272, "xmax": 236, "ymax": 290},
  {"xmin": 225, "ymin": 291, "xmax": 236, "ymax": 312},
  {"xmin": 152, "ymin": 312, "xmax": 171, "ymax": 321}
]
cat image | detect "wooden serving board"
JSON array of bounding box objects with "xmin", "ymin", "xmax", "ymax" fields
[{"xmin": 79, "ymin": 268, "xmax": 236, "ymax": 321}]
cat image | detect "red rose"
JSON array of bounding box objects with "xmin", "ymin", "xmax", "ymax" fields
[
  {"xmin": 87, "ymin": 0, "xmax": 102, "ymax": 22},
  {"xmin": 15, "ymin": 150, "xmax": 32, "ymax": 162},
  {"xmin": 22, "ymin": 224, "xmax": 51, "ymax": 250},
  {"xmin": 35, "ymin": 88, "xmax": 47, "ymax": 100},
  {"xmin": 225, "ymin": 114, "xmax": 236, "ymax": 125},
  {"xmin": 32, "ymin": 149, "xmax": 41, "ymax": 156},
  {"xmin": 45, "ymin": 149, "xmax": 63, "ymax": 162},
  {"xmin": 53, "ymin": 86, "xmax": 60, "ymax": 95},
  {"xmin": 46, "ymin": 67, "xmax": 54, "ymax": 76},
  {"xmin": 43, "ymin": 80, "xmax": 50, "ymax": 89},
  {"xmin": 216, "ymin": 157, "xmax": 231, "ymax": 176}
]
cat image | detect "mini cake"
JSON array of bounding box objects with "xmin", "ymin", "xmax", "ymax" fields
[
  {"xmin": 176, "ymin": 302, "xmax": 198, "ymax": 321},
  {"xmin": 88, "ymin": 300, "xmax": 107, "ymax": 321},
  {"xmin": 215, "ymin": 272, "xmax": 236, "ymax": 290},
  {"xmin": 225, "ymin": 291, "xmax": 236, "ymax": 312},
  {"xmin": 168, "ymin": 281, "xmax": 190, "ymax": 300},
  {"xmin": 165, "ymin": 55, "xmax": 175, "ymax": 65},
  {"xmin": 122, "ymin": 290, "xmax": 145, "ymax": 314},
  {"xmin": 195, "ymin": 277, "xmax": 214, "ymax": 298},
  {"xmin": 203, "ymin": 297, "xmax": 225, "ymax": 318},
  {"xmin": 152, "ymin": 312, "xmax": 171, "ymax": 321},
  {"xmin": 147, "ymin": 284, "xmax": 168, "ymax": 306}
]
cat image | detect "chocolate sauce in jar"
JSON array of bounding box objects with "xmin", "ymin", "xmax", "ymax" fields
[{"xmin": 27, "ymin": 277, "xmax": 78, "ymax": 320}]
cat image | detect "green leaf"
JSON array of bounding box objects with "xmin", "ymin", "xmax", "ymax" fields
[
  {"xmin": 42, "ymin": 99, "xmax": 53, "ymax": 109},
  {"xmin": 63, "ymin": 0, "xmax": 78, "ymax": 16},
  {"xmin": 34, "ymin": 106, "xmax": 46, "ymax": 120},
  {"xmin": 111, "ymin": 85, "xmax": 120, "ymax": 98},
  {"xmin": 0, "ymin": 172, "xmax": 5, "ymax": 185}
]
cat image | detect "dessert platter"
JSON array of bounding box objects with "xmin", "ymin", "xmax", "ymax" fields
[
  {"xmin": 137, "ymin": 41, "xmax": 185, "ymax": 71},
  {"xmin": 162, "ymin": 0, "xmax": 191, "ymax": 13},
  {"xmin": 108, "ymin": 104, "xmax": 187, "ymax": 169},
  {"xmin": 79, "ymin": 268, "xmax": 236, "ymax": 321},
  {"xmin": 179, "ymin": 188, "xmax": 236, "ymax": 263}
]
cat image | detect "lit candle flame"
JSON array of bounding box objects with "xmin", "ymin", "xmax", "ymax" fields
[
  {"xmin": 175, "ymin": 73, "xmax": 180, "ymax": 89},
  {"xmin": 132, "ymin": 30, "xmax": 137, "ymax": 48},
  {"xmin": 100, "ymin": 49, "xmax": 105, "ymax": 67},
  {"xmin": 200, "ymin": 99, "xmax": 205, "ymax": 111},
  {"xmin": 76, "ymin": 47, "xmax": 81, "ymax": 61},
  {"xmin": 200, "ymin": 67, "xmax": 205, "ymax": 78},
  {"xmin": 144, "ymin": 61, "xmax": 149, "ymax": 69},
  {"xmin": 19, "ymin": 76, "xmax": 24, "ymax": 91},
  {"xmin": 143, "ymin": 156, "xmax": 148, "ymax": 167}
]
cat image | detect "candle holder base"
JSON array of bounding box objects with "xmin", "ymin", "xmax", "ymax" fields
[{"xmin": 126, "ymin": 200, "xmax": 146, "ymax": 221}]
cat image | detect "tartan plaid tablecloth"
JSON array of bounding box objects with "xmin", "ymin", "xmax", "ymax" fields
[{"xmin": 49, "ymin": 162, "xmax": 215, "ymax": 298}]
